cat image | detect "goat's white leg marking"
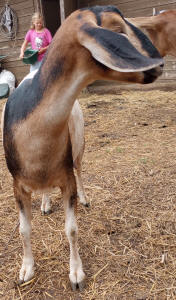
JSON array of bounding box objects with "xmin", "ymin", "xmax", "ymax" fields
[
  {"xmin": 19, "ymin": 211, "xmax": 34, "ymax": 282},
  {"xmin": 41, "ymin": 193, "xmax": 51, "ymax": 215},
  {"xmin": 14, "ymin": 184, "xmax": 34, "ymax": 283},
  {"xmin": 64, "ymin": 188, "xmax": 85, "ymax": 290},
  {"xmin": 75, "ymin": 166, "xmax": 87, "ymax": 206}
]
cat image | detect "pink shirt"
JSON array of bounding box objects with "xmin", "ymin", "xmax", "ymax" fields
[{"xmin": 25, "ymin": 28, "xmax": 52, "ymax": 61}]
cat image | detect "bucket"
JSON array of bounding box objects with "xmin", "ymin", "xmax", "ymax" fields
[{"xmin": 23, "ymin": 49, "xmax": 38, "ymax": 65}]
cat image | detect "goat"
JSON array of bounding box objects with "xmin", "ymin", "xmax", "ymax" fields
[
  {"xmin": 2, "ymin": 5, "xmax": 163, "ymax": 290},
  {"xmin": 127, "ymin": 10, "xmax": 176, "ymax": 57}
]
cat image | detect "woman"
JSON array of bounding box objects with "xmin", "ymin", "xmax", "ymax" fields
[{"xmin": 19, "ymin": 12, "xmax": 52, "ymax": 72}]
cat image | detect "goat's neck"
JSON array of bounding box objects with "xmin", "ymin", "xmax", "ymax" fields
[{"xmin": 39, "ymin": 64, "xmax": 90, "ymax": 128}]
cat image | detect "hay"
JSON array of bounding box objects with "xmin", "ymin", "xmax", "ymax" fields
[{"xmin": 1, "ymin": 90, "xmax": 176, "ymax": 299}]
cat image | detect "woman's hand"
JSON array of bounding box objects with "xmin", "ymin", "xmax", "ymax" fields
[
  {"xmin": 19, "ymin": 40, "xmax": 28, "ymax": 59},
  {"xmin": 19, "ymin": 52, "xmax": 24, "ymax": 59}
]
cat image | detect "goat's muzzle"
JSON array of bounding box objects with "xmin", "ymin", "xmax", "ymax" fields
[{"xmin": 143, "ymin": 64, "xmax": 164, "ymax": 84}]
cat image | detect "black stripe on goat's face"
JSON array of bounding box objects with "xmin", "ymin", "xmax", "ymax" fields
[
  {"xmin": 80, "ymin": 5, "xmax": 124, "ymax": 26},
  {"xmin": 78, "ymin": 6, "xmax": 164, "ymax": 75}
]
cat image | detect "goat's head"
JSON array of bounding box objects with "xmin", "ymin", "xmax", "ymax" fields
[{"xmin": 52, "ymin": 5, "xmax": 164, "ymax": 85}]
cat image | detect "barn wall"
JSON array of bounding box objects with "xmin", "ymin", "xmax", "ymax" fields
[
  {"xmin": 78, "ymin": 0, "xmax": 176, "ymax": 89},
  {"xmin": 1, "ymin": 1, "xmax": 176, "ymax": 88},
  {"xmin": 0, "ymin": 0, "xmax": 77, "ymax": 85},
  {"xmin": 0, "ymin": 0, "xmax": 40, "ymax": 84},
  {"xmin": 64, "ymin": 0, "xmax": 78, "ymax": 18}
]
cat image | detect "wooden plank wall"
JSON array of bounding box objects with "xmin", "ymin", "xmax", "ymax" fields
[
  {"xmin": 64, "ymin": 0, "xmax": 78, "ymax": 18},
  {"xmin": 1, "ymin": 1, "xmax": 176, "ymax": 87},
  {"xmin": 0, "ymin": 0, "xmax": 37, "ymax": 84},
  {"xmin": 78, "ymin": 0, "xmax": 176, "ymax": 89}
]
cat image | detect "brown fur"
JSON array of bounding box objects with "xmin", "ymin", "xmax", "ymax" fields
[{"xmin": 128, "ymin": 10, "xmax": 176, "ymax": 57}]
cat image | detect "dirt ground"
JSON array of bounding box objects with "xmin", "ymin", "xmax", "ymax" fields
[{"xmin": 1, "ymin": 90, "xmax": 176, "ymax": 300}]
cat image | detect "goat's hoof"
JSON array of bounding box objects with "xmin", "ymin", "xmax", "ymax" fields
[
  {"xmin": 78, "ymin": 280, "xmax": 85, "ymax": 291},
  {"xmin": 70, "ymin": 280, "xmax": 85, "ymax": 291},
  {"xmin": 17, "ymin": 276, "xmax": 35, "ymax": 286},
  {"xmin": 80, "ymin": 201, "xmax": 90, "ymax": 208},
  {"xmin": 41, "ymin": 209, "xmax": 52, "ymax": 216},
  {"xmin": 17, "ymin": 279, "xmax": 24, "ymax": 286}
]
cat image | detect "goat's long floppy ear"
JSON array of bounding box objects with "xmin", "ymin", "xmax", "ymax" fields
[{"xmin": 78, "ymin": 24, "xmax": 163, "ymax": 72}]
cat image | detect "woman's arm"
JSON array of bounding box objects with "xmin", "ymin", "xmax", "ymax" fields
[{"xmin": 19, "ymin": 40, "xmax": 29, "ymax": 59}]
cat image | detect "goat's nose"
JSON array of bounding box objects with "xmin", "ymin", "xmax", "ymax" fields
[{"xmin": 143, "ymin": 64, "xmax": 163, "ymax": 84}]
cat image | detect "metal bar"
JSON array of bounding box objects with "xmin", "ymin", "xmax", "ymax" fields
[{"xmin": 60, "ymin": 0, "xmax": 65, "ymax": 24}]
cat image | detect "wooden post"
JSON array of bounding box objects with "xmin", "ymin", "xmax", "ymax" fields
[
  {"xmin": 34, "ymin": 0, "xmax": 42, "ymax": 12},
  {"xmin": 60, "ymin": 0, "xmax": 65, "ymax": 24}
]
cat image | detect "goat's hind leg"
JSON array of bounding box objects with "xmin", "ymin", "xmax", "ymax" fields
[
  {"xmin": 41, "ymin": 193, "xmax": 52, "ymax": 215},
  {"xmin": 74, "ymin": 156, "xmax": 88, "ymax": 207},
  {"xmin": 63, "ymin": 171, "xmax": 85, "ymax": 290},
  {"xmin": 14, "ymin": 181, "xmax": 34, "ymax": 283}
]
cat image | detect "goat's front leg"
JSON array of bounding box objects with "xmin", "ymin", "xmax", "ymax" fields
[
  {"xmin": 63, "ymin": 175, "xmax": 85, "ymax": 291},
  {"xmin": 14, "ymin": 182, "xmax": 34, "ymax": 283}
]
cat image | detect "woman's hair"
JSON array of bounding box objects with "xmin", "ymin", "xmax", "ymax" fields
[{"xmin": 30, "ymin": 12, "xmax": 44, "ymax": 29}]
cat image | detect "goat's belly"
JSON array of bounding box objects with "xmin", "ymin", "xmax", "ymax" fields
[{"xmin": 18, "ymin": 163, "xmax": 69, "ymax": 192}]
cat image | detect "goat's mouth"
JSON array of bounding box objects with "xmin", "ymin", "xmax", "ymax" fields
[{"xmin": 143, "ymin": 65, "xmax": 163, "ymax": 84}]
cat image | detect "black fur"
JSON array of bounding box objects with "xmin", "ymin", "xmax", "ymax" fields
[
  {"xmin": 80, "ymin": 5, "xmax": 124, "ymax": 26},
  {"xmin": 69, "ymin": 194, "xmax": 77, "ymax": 208},
  {"xmin": 16, "ymin": 197, "xmax": 24, "ymax": 211},
  {"xmin": 77, "ymin": 13, "xmax": 82, "ymax": 20},
  {"xmin": 3, "ymin": 133, "xmax": 20, "ymax": 176}
]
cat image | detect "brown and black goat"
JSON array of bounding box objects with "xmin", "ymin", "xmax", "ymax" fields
[{"xmin": 2, "ymin": 5, "xmax": 163, "ymax": 290}]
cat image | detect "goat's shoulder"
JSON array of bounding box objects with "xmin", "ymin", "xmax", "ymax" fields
[{"xmin": 4, "ymin": 70, "xmax": 44, "ymax": 132}]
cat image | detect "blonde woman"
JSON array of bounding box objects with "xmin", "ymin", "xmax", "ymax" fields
[{"xmin": 20, "ymin": 12, "xmax": 52, "ymax": 72}]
